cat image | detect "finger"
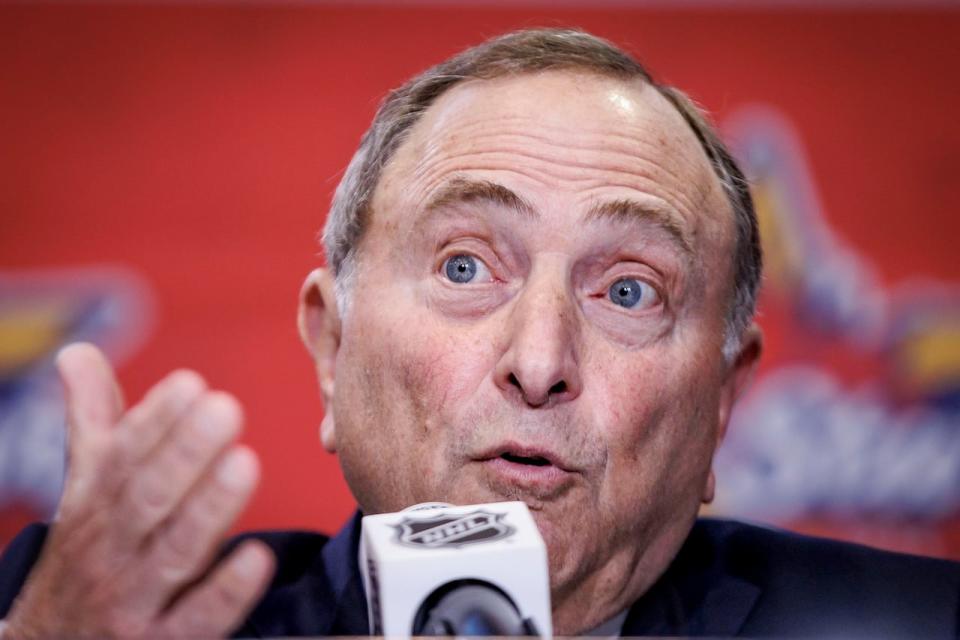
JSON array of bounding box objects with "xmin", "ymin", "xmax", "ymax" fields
[
  {"xmin": 119, "ymin": 369, "xmax": 208, "ymax": 462},
  {"xmin": 114, "ymin": 391, "xmax": 243, "ymax": 550},
  {"xmin": 101, "ymin": 369, "xmax": 208, "ymax": 497},
  {"xmin": 57, "ymin": 342, "xmax": 125, "ymax": 432},
  {"xmin": 56, "ymin": 342, "xmax": 125, "ymax": 504},
  {"xmin": 157, "ymin": 540, "xmax": 275, "ymax": 637},
  {"xmin": 124, "ymin": 446, "xmax": 260, "ymax": 615}
]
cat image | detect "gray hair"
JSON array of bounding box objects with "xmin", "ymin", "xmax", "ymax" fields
[{"xmin": 323, "ymin": 28, "xmax": 761, "ymax": 363}]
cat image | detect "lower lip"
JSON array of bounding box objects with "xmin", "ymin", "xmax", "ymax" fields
[{"xmin": 479, "ymin": 457, "xmax": 575, "ymax": 494}]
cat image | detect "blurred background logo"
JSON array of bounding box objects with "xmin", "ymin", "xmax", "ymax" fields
[
  {"xmin": 715, "ymin": 108, "xmax": 960, "ymax": 553},
  {"xmin": 0, "ymin": 269, "xmax": 152, "ymax": 525}
]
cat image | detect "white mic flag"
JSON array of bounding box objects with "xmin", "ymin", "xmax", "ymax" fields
[{"xmin": 360, "ymin": 501, "xmax": 552, "ymax": 638}]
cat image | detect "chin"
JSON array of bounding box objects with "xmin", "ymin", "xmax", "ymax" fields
[{"xmin": 524, "ymin": 508, "xmax": 579, "ymax": 581}]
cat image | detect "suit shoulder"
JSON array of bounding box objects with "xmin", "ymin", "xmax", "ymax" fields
[
  {"xmin": 690, "ymin": 518, "xmax": 960, "ymax": 636},
  {"xmin": 227, "ymin": 529, "xmax": 350, "ymax": 637},
  {"xmin": 694, "ymin": 518, "xmax": 960, "ymax": 582},
  {"xmin": 225, "ymin": 529, "xmax": 331, "ymax": 587},
  {"xmin": 0, "ymin": 523, "xmax": 50, "ymax": 618}
]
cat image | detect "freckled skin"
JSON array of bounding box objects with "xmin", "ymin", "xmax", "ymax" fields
[{"xmin": 308, "ymin": 71, "xmax": 758, "ymax": 634}]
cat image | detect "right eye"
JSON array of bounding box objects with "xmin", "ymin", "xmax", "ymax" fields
[
  {"xmin": 442, "ymin": 254, "xmax": 492, "ymax": 284},
  {"xmin": 607, "ymin": 277, "xmax": 660, "ymax": 310}
]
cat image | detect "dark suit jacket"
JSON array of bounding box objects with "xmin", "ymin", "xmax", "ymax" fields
[{"xmin": 1, "ymin": 514, "xmax": 958, "ymax": 637}]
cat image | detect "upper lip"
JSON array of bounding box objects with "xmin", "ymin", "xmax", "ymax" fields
[{"xmin": 475, "ymin": 441, "xmax": 577, "ymax": 472}]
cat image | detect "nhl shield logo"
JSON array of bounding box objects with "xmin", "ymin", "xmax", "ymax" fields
[{"xmin": 393, "ymin": 510, "xmax": 515, "ymax": 549}]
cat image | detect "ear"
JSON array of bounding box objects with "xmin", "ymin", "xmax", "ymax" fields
[
  {"xmin": 298, "ymin": 268, "xmax": 341, "ymax": 453},
  {"xmin": 702, "ymin": 323, "xmax": 763, "ymax": 504}
]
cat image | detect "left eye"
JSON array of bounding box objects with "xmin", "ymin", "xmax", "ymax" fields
[
  {"xmin": 442, "ymin": 254, "xmax": 492, "ymax": 284},
  {"xmin": 608, "ymin": 278, "xmax": 659, "ymax": 309}
]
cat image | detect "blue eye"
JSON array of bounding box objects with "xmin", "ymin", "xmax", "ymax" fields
[
  {"xmin": 609, "ymin": 278, "xmax": 651, "ymax": 308},
  {"xmin": 444, "ymin": 254, "xmax": 480, "ymax": 283}
]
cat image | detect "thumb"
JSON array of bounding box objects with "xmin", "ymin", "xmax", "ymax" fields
[
  {"xmin": 56, "ymin": 342, "xmax": 125, "ymax": 433},
  {"xmin": 55, "ymin": 343, "xmax": 125, "ymax": 501}
]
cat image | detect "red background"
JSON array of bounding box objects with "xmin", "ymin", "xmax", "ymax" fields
[{"xmin": 2, "ymin": 3, "xmax": 958, "ymax": 553}]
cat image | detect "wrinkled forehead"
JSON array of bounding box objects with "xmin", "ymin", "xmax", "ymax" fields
[
  {"xmin": 422, "ymin": 73, "xmax": 719, "ymax": 185},
  {"xmin": 371, "ymin": 70, "xmax": 734, "ymax": 256}
]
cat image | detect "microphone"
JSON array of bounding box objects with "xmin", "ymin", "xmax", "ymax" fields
[{"xmin": 359, "ymin": 501, "xmax": 552, "ymax": 638}]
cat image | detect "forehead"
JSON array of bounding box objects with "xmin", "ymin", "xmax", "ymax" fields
[
  {"xmin": 417, "ymin": 71, "xmax": 699, "ymax": 158},
  {"xmin": 370, "ymin": 70, "xmax": 732, "ymax": 256}
]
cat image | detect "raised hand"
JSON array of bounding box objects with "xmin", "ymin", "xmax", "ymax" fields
[{"xmin": 5, "ymin": 343, "xmax": 275, "ymax": 638}]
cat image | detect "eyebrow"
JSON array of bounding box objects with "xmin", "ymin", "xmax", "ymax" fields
[
  {"xmin": 424, "ymin": 176, "xmax": 537, "ymax": 218},
  {"xmin": 585, "ymin": 198, "xmax": 694, "ymax": 256},
  {"xmin": 422, "ymin": 176, "xmax": 693, "ymax": 258}
]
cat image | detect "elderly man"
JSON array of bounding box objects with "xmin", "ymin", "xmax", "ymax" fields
[{"xmin": 0, "ymin": 28, "xmax": 958, "ymax": 638}]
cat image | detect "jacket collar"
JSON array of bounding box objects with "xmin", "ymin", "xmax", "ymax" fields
[
  {"xmin": 621, "ymin": 519, "xmax": 761, "ymax": 636},
  {"xmin": 321, "ymin": 511, "xmax": 370, "ymax": 635},
  {"xmin": 620, "ymin": 570, "xmax": 760, "ymax": 636}
]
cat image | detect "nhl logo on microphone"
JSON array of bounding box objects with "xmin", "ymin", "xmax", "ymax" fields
[
  {"xmin": 394, "ymin": 509, "xmax": 515, "ymax": 548},
  {"xmin": 361, "ymin": 502, "xmax": 553, "ymax": 638}
]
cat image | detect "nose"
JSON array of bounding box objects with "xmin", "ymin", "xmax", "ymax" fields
[{"xmin": 493, "ymin": 264, "xmax": 583, "ymax": 408}]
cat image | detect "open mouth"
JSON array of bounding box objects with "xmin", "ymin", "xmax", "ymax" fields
[
  {"xmin": 500, "ymin": 452, "xmax": 552, "ymax": 467},
  {"xmin": 479, "ymin": 442, "xmax": 573, "ymax": 471},
  {"xmin": 477, "ymin": 444, "xmax": 576, "ymax": 498}
]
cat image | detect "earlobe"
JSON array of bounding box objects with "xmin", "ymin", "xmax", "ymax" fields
[
  {"xmin": 702, "ymin": 470, "xmax": 716, "ymax": 505},
  {"xmin": 298, "ymin": 268, "xmax": 341, "ymax": 453},
  {"xmin": 320, "ymin": 412, "xmax": 337, "ymax": 453}
]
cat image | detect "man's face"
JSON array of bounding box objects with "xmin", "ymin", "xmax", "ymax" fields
[{"xmin": 305, "ymin": 71, "xmax": 753, "ymax": 631}]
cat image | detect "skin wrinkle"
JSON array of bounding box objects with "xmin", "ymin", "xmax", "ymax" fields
[
  {"xmin": 403, "ymin": 150, "xmax": 711, "ymax": 245},
  {"xmin": 420, "ymin": 211, "xmax": 686, "ymax": 322},
  {"xmin": 407, "ymin": 150, "xmax": 714, "ymax": 254},
  {"xmin": 422, "ymin": 175, "xmax": 694, "ymax": 261},
  {"xmin": 416, "ymin": 104, "xmax": 712, "ymax": 201},
  {"xmin": 411, "ymin": 143, "xmax": 706, "ymax": 216},
  {"xmin": 397, "ymin": 179, "xmax": 702, "ymax": 292},
  {"xmin": 585, "ymin": 198, "xmax": 693, "ymax": 257},
  {"xmin": 434, "ymin": 126, "xmax": 690, "ymax": 172},
  {"xmin": 411, "ymin": 99, "xmax": 702, "ymax": 173},
  {"xmin": 319, "ymin": 71, "xmax": 754, "ymax": 634},
  {"xmin": 425, "ymin": 175, "xmax": 537, "ymax": 218},
  {"xmin": 427, "ymin": 107, "xmax": 698, "ymax": 164}
]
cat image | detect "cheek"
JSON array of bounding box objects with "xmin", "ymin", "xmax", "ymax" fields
[
  {"xmin": 333, "ymin": 300, "xmax": 500, "ymax": 511},
  {"xmin": 588, "ymin": 347, "xmax": 720, "ymax": 510},
  {"xmin": 390, "ymin": 320, "xmax": 497, "ymax": 424},
  {"xmin": 586, "ymin": 350, "xmax": 672, "ymax": 445}
]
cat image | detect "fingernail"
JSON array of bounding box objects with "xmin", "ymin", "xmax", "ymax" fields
[
  {"xmin": 216, "ymin": 448, "xmax": 257, "ymax": 490},
  {"xmin": 168, "ymin": 369, "xmax": 206, "ymax": 402},
  {"xmin": 235, "ymin": 545, "xmax": 269, "ymax": 578},
  {"xmin": 194, "ymin": 396, "xmax": 239, "ymax": 441}
]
